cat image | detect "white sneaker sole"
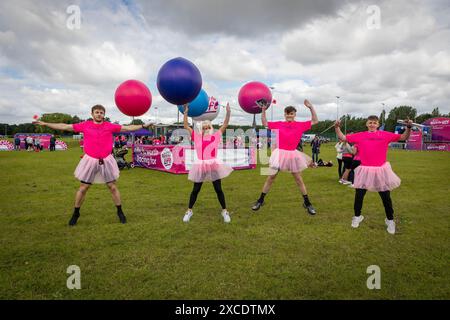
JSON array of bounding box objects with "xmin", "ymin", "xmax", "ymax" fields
[{"xmin": 183, "ymin": 213, "xmax": 193, "ymax": 223}]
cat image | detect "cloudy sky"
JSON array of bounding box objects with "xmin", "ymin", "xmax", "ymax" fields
[{"xmin": 0, "ymin": 0, "xmax": 449, "ymax": 125}]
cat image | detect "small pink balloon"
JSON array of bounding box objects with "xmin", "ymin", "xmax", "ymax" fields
[
  {"xmin": 114, "ymin": 80, "xmax": 152, "ymax": 117},
  {"xmin": 238, "ymin": 81, "xmax": 272, "ymax": 114}
]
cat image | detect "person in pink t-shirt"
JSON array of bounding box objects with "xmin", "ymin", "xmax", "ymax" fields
[
  {"xmin": 182, "ymin": 103, "xmax": 233, "ymax": 223},
  {"xmin": 34, "ymin": 104, "xmax": 153, "ymax": 226},
  {"xmin": 335, "ymin": 115, "xmax": 412, "ymax": 234},
  {"xmin": 252, "ymin": 99, "xmax": 319, "ymax": 215}
]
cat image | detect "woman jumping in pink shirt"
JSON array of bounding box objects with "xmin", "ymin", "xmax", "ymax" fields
[
  {"xmin": 335, "ymin": 115, "xmax": 412, "ymax": 234},
  {"xmin": 252, "ymin": 99, "xmax": 319, "ymax": 215},
  {"xmin": 182, "ymin": 103, "xmax": 233, "ymax": 223}
]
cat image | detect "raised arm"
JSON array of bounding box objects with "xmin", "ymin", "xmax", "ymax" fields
[
  {"xmin": 334, "ymin": 120, "xmax": 347, "ymax": 142},
  {"xmin": 399, "ymin": 119, "xmax": 413, "ymax": 141},
  {"xmin": 121, "ymin": 122, "xmax": 154, "ymax": 132},
  {"xmin": 33, "ymin": 121, "xmax": 74, "ymax": 132},
  {"xmin": 304, "ymin": 99, "xmax": 318, "ymax": 125},
  {"xmin": 261, "ymin": 103, "xmax": 269, "ymax": 128},
  {"xmin": 183, "ymin": 104, "xmax": 193, "ymax": 134},
  {"xmin": 219, "ymin": 103, "xmax": 231, "ymax": 134}
]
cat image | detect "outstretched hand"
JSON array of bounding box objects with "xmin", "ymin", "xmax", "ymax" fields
[
  {"xmin": 404, "ymin": 118, "xmax": 413, "ymax": 127},
  {"xmin": 334, "ymin": 120, "xmax": 341, "ymax": 128},
  {"xmin": 304, "ymin": 99, "xmax": 313, "ymax": 109},
  {"xmin": 183, "ymin": 104, "xmax": 189, "ymax": 113},
  {"xmin": 33, "ymin": 120, "xmax": 45, "ymax": 126},
  {"xmin": 226, "ymin": 102, "xmax": 231, "ymax": 113}
]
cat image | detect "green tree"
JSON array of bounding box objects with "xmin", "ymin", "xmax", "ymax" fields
[
  {"xmin": 379, "ymin": 109, "xmax": 386, "ymax": 125},
  {"xmin": 415, "ymin": 113, "xmax": 433, "ymax": 124},
  {"xmin": 385, "ymin": 106, "xmax": 417, "ymax": 132},
  {"xmin": 130, "ymin": 119, "xmax": 144, "ymax": 125},
  {"xmin": 36, "ymin": 113, "xmax": 77, "ymax": 135},
  {"xmin": 431, "ymin": 107, "xmax": 440, "ymax": 117}
]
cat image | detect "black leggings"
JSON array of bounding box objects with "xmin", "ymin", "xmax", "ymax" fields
[
  {"xmin": 354, "ymin": 189, "xmax": 394, "ymax": 220},
  {"xmin": 312, "ymin": 151, "xmax": 319, "ymax": 163},
  {"xmin": 189, "ymin": 179, "xmax": 226, "ymax": 209},
  {"xmin": 337, "ymin": 159, "xmax": 343, "ymax": 178}
]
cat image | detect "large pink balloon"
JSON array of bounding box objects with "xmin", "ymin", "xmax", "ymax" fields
[
  {"xmin": 114, "ymin": 80, "xmax": 152, "ymax": 117},
  {"xmin": 238, "ymin": 81, "xmax": 272, "ymax": 114}
]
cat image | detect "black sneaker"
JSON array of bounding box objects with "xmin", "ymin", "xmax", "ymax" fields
[
  {"xmin": 68, "ymin": 213, "xmax": 80, "ymax": 226},
  {"xmin": 251, "ymin": 201, "xmax": 264, "ymax": 211},
  {"xmin": 117, "ymin": 212, "xmax": 127, "ymax": 224},
  {"xmin": 303, "ymin": 203, "xmax": 316, "ymax": 215}
]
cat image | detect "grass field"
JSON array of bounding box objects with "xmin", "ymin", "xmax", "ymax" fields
[{"xmin": 0, "ymin": 141, "xmax": 449, "ymax": 299}]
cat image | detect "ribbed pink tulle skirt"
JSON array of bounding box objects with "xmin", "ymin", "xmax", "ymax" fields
[
  {"xmin": 353, "ymin": 162, "xmax": 401, "ymax": 192},
  {"xmin": 74, "ymin": 154, "xmax": 119, "ymax": 184},
  {"xmin": 268, "ymin": 148, "xmax": 312, "ymax": 173},
  {"xmin": 188, "ymin": 158, "xmax": 233, "ymax": 183}
]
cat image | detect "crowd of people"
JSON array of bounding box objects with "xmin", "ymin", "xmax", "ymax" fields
[{"xmin": 13, "ymin": 135, "xmax": 57, "ymax": 152}]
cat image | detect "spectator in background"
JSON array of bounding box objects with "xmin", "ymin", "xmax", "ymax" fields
[
  {"xmin": 335, "ymin": 138, "xmax": 344, "ymax": 179},
  {"xmin": 114, "ymin": 136, "xmax": 120, "ymax": 149},
  {"xmin": 34, "ymin": 137, "xmax": 41, "ymax": 152},
  {"xmin": 311, "ymin": 135, "xmax": 321, "ymax": 164},
  {"xmin": 50, "ymin": 136, "xmax": 56, "ymax": 151},
  {"xmin": 120, "ymin": 135, "xmax": 127, "ymax": 147},
  {"xmin": 26, "ymin": 136, "xmax": 33, "ymax": 151},
  {"xmin": 14, "ymin": 136, "xmax": 21, "ymax": 151},
  {"xmin": 339, "ymin": 141, "xmax": 355, "ymax": 185}
]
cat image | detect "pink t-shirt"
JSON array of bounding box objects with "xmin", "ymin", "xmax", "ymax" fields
[
  {"xmin": 346, "ymin": 131, "xmax": 401, "ymax": 166},
  {"xmin": 192, "ymin": 130, "xmax": 222, "ymax": 160},
  {"xmin": 268, "ymin": 121, "xmax": 312, "ymax": 151},
  {"xmin": 72, "ymin": 121, "xmax": 122, "ymax": 159}
]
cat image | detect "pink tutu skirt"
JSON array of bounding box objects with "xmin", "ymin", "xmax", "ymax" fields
[
  {"xmin": 74, "ymin": 154, "xmax": 119, "ymax": 184},
  {"xmin": 188, "ymin": 158, "xmax": 233, "ymax": 183},
  {"xmin": 353, "ymin": 162, "xmax": 401, "ymax": 192},
  {"xmin": 268, "ymin": 148, "xmax": 312, "ymax": 174}
]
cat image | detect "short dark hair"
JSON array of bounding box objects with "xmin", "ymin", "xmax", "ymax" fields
[
  {"xmin": 367, "ymin": 115, "xmax": 379, "ymax": 121},
  {"xmin": 284, "ymin": 106, "xmax": 297, "ymax": 114},
  {"xmin": 91, "ymin": 105, "xmax": 106, "ymax": 113}
]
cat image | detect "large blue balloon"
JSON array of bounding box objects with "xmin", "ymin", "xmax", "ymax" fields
[
  {"xmin": 177, "ymin": 89, "xmax": 209, "ymax": 117},
  {"xmin": 157, "ymin": 57, "xmax": 202, "ymax": 105}
]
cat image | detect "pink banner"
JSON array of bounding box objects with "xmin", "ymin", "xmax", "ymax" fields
[
  {"xmin": 132, "ymin": 145, "xmax": 190, "ymax": 174},
  {"xmin": 132, "ymin": 144, "xmax": 256, "ymax": 174},
  {"xmin": 424, "ymin": 143, "xmax": 450, "ymax": 151},
  {"xmin": 422, "ymin": 117, "xmax": 450, "ymax": 141},
  {"xmin": 406, "ymin": 130, "xmax": 422, "ymax": 150}
]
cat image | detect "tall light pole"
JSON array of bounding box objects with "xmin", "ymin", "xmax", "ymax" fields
[
  {"xmin": 336, "ymin": 96, "xmax": 340, "ymax": 141},
  {"xmin": 381, "ymin": 103, "xmax": 386, "ymax": 128},
  {"xmin": 336, "ymin": 96, "xmax": 340, "ymax": 120}
]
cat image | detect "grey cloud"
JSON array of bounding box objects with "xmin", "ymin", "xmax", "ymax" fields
[{"xmin": 137, "ymin": 0, "xmax": 349, "ymax": 37}]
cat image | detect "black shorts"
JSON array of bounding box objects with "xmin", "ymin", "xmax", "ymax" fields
[
  {"xmin": 343, "ymin": 156, "xmax": 353, "ymax": 170},
  {"xmin": 351, "ymin": 160, "xmax": 361, "ymax": 170}
]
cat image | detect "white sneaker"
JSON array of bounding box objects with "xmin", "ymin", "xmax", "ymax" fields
[
  {"xmin": 342, "ymin": 180, "xmax": 352, "ymax": 185},
  {"xmin": 351, "ymin": 215, "xmax": 364, "ymax": 228},
  {"xmin": 221, "ymin": 210, "xmax": 231, "ymax": 223},
  {"xmin": 385, "ymin": 219, "xmax": 396, "ymax": 234},
  {"xmin": 339, "ymin": 179, "xmax": 344, "ymax": 184},
  {"xmin": 183, "ymin": 210, "xmax": 193, "ymax": 222}
]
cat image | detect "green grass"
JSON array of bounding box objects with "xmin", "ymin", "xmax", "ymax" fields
[{"xmin": 0, "ymin": 143, "xmax": 449, "ymax": 299}]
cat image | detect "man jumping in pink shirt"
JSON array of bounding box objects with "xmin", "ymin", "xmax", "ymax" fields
[
  {"xmin": 252, "ymin": 99, "xmax": 319, "ymax": 215},
  {"xmin": 35, "ymin": 105, "xmax": 153, "ymax": 226}
]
